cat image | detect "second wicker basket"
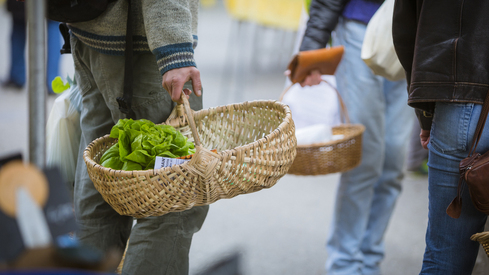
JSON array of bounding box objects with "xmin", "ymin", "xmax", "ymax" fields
[{"xmin": 280, "ymin": 80, "xmax": 365, "ymax": 176}]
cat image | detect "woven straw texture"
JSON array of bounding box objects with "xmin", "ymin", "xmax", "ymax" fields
[
  {"xmin": 280, "ymin": 80, "xmax": 365, "ymax": 176},
  {"xmin": 83, "ymin": 96, "xmax": 297, "ymax": 218},
  {"xmin": 471, "ymin": 232, "xmax": 489, "ymax": 258},
  {"xmin": 287, "ymin": 124, "xmax": 364, "ymax": 175}
]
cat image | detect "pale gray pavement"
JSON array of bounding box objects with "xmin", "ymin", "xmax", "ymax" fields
[{"xmin": 0, "ymin": 2, "xmax": 485, "ymax": 275}]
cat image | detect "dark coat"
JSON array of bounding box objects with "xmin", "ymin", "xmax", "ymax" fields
[
  {"xmin": 393, "ymin": 0, "xmax": 489, "ymax": 130},
  {"xmin": 300, "ymin": 0, "xmax": 384, "ymax": 51},
  {"xmin": 300, "ymin": 0, "xmax": 348, "ymax": 51}
]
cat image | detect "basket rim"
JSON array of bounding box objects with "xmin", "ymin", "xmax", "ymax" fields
[
  {"xmin": 471, "ymin": 231, "xmax": 489, "ymax": 242},
  {"xmin": 83, "ymin": 100, "xmax": 294, "ymax": 177},
  {"xmin": 295, "ymin": 123, "xmax": 365, "ymax": 149}
]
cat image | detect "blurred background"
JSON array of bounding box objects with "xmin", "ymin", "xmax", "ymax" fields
[{"xmin": 0, "ymin": 0, "xmax": 458, "ymax": 274}]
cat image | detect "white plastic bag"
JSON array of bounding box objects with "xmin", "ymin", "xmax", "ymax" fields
[
  {"xmin": 281, "ymin": 78, "xmax": 341, "ymax": 130},
  {"xmin": 295, "ymin": 124, "xmax": 345, "ymax": 145},
  {"xmin": 361, "ymin": 0, "xmax": 405, "ymax": 82},
  {"xmin": 295, "ymin": 124, "xmax": 332, "ymax": 145},
  {"xmin": 46, "ymin": 77, "xmax": 82, "ymax": 184}
]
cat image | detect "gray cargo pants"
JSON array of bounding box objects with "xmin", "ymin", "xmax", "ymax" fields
[{"xmin": 71, "ymin": 35, "xmax": 208, "ymax": 275}]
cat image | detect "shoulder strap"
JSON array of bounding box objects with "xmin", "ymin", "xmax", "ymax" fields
[
  {"xmin": 116, "ymin": 0, "xmax": 136, "ymax": 119},
  {"xmin": 447, "ymin": 90, "xmax": 489, "ymax": 219}
]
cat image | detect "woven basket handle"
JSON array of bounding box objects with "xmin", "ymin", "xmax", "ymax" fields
[
  {"xmin": 279, "ymin": 80, "xmax": 350, "ymax": 124},
  {"xmin": 178, "ymin": 93, "xmax": 202, "ymax": 147}
]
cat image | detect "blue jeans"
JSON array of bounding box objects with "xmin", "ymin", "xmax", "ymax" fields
[
  {"xmin": 8, "ymin": 18, "xmax": 60, "ymax": 89},
  {"xmin": 326, "ymin": 19, "xmax": 414, "ymax": 275},
  {"xmin": 421, "ymin": 102, "xmax": 488, "ymax": 274}
]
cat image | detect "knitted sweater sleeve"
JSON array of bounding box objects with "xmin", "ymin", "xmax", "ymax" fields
[{"xmin": 142, "ymin": 0, "xmax": 199, "ymax": 76}]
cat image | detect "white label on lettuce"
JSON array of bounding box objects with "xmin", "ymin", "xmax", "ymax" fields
[{"xmin": 154, "ymin": 156, "xmax": 189, "ymax": 170}]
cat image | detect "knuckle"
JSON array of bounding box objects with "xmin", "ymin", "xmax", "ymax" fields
[{"xmin": 170, "ymin": 76, "xmax": 181, "ymax": 86}]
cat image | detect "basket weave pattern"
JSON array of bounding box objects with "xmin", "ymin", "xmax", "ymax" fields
[
  {"xmin": 471, "ymin": 232, "xmax": 489, "ymax": 258},
  {"xmin": 287, "ymin": 124, "xmax": 365, "ymax": 175},
  {"xmin": 84, "ymin": 100, "xmax": 296, "ymax": 218},
  {"xmin": 280, "ymin": 80, "xmax": 365, "ymax": 176}
]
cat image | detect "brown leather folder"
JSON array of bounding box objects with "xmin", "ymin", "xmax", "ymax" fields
[{"xmin": 287, "ymin": 46, "xmax": 344, "ymax": 84}]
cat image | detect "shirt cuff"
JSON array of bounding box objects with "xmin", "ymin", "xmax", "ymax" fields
[
  {"xmin": 415, "ymin": 109, "xmax": 433, "ymax": 131},
  {"xmin": 153, "ymin": 42, "xmax": 196, "ymax": 76}
]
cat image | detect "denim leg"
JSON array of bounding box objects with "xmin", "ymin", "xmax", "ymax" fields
[
  {"xmin": 421, "ymin": 102, "xmax": 488, "ymax": 275},
  {"xmin": 326, "ymin": 19, "xmax": 412, "ymax": 275},
  {"xmin": 360, "ymin": 80, "xmax": 413, "ymax": 275},
  {"xmin": 71, "ymin": 35, "xmax": 208, "ymax": 274},
  {"xmin": 327, "ymin": 19, "xmax": 384, "ymax": 275},
  {"xmin": 9, "ymin": 18, "xmax": 26, "ymax": 86}
]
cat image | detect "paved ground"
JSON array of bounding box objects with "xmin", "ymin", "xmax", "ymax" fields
[{"xmin": 0, "ymin": 2, "xmax": 485, "ymax": 275}]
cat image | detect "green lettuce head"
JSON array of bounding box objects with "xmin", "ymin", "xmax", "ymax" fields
[{"xmin": 100, "ymin": 119, "xmax": 195, "ymax": 171}]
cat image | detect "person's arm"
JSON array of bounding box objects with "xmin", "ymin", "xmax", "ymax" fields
[
  {"xmin": 414, "ymin": 108, "xmax": 433, "ymax": 132},
  {"xmin": 392, "ymin": 0, "xmax": 418, "ymax": 88},
  {"xmin": 393, "ymin": 0, "xmax": 433, "ymax": 131},
  {"xmin": 420, "ymin": 128, "xmax": 430, "ymax": 150},
  {"xmin": 393, "ymin": 0, "xmax": 431, "ymax": 147},
  {"xmin": 141, "ymin": 0, "xmax": 201, "ymax": 103},
  {"xmin": 299, "ymin": 0, "xmax": 348, "ymax": 51},
  {"xmin": 297, "ymin": 0, "xmax": 348, "ymax": 86}
]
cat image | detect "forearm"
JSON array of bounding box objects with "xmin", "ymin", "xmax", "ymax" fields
[
  {"xmin": 299, "ymin": 0, "xmax": 348, "ymax": 51},
  {"xmin": 142, "ymin": 0, "xmax": 199, "ymax": 76}
]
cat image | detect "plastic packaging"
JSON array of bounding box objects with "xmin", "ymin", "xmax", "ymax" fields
[
  {"xmin": 282, "ymin": 79, "xmax": 341, "ymax": 130},
  {"xmin": 46, "ymin": 77, "xmax": 82, "ymax": 185},
  {"xmin": 295, "ymin": 124, "xmax": 333, "ymax": 145}
]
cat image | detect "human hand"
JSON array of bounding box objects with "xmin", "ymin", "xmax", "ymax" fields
[
  {"xmin": 420, "ymin": 129, "xmax": 430, "ymax": 150},
  {"xmin": 162, "ymin": 66, "xmax": 202, "ymax": 104},
  {"xmin": 300, "ymin": 69, "xmax": 322, "ymax": 87}
]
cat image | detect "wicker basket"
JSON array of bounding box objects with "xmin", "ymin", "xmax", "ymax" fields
[
  {"xmin": 83, "ymin": 94, "xmax": 297, "ymax": 218},
  {"xmin": 471, "ymin": 231, "xmax": 489, "ymax": 258},
  {"xmin": 279, "ymin": 81, "xmax": 365, "ymax": 175}
]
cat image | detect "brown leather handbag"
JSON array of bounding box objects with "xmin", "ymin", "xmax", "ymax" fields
[
  {"xmin": 287, "ymin": 46, "xmax": 344, "ymax": 84},
  {"xmin": 447, "ymin": 91, "xmax": 489, "ymax": 218}
]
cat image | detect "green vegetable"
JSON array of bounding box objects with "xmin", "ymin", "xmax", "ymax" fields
[
  {"xmin": 305, "ymin": 0, "xmax": 312, "ymax": 13},
  {"xmin": 100, "ymin": 119, "xmax": 195, "ymax": 171},
  {"xmin": 51, "ymin": 76, "xmax": 71, "ymax": 94},
  {"xmin": 100, "ymin": 143, "xmax": 123, "ymax": 170}
]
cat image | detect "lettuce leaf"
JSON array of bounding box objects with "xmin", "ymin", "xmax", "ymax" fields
[
  {"xmin": 122, "ymin": 160, "xmax": 142, "ymax": 171},
  {"xmin": 100, "ymin": 119, "xmax": 195, "ymax": 171},
  {"xmin": 101, "ymin": 156, "xmax": 124, "ymax": 170},
  {"xmin": 100, "ymin": 143, "xmax": 123, "ymax": 170}
]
